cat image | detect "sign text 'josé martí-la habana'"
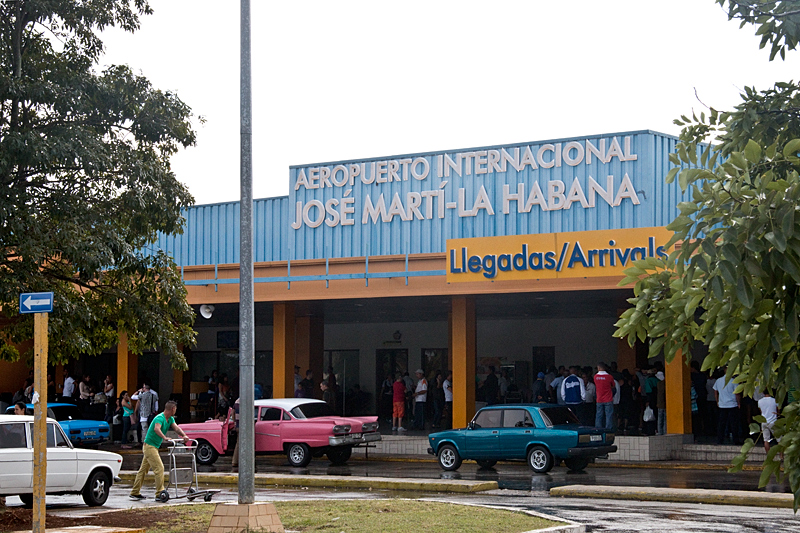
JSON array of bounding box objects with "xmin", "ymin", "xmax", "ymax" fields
[{"xmin": 290, "ymin": 135, "xmax": 641, "ymax": 230}]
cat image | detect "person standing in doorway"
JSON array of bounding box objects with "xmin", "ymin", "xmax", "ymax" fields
[
  {"xmin": 714, "ymin": 369, "xmax": 741, "ymax": 444},
  {"xmin": 392, "ymin": 374, "xmax": 407, "ymax": 432},
  {"xmin": 132, "ymin": 384, "xmax": 156, "ymax": 437},
  {"xmin": 412, "ymin": 369, "xmax": 428, "ymax": 430},
  {"xmin": 431, "ymin": 372, "xmax": 445, "ymax": 428},
  {"xmin": 443, "ymin": 370, "xmax": 453, "ymax": 429},
  {"xmin": 61, "ymin": 369, "xmax": 76, "ymax": 402},
  {"xmin": 120, "ymin": 391, "xmax": 135, "ymax": 446},
  {"xmin": 656, "ymin": 371, "xmax": 667, "ymax": 435},
  {"xmin": 483, "ymin": 366, "xmax": 499, "ymax": 405},
  {"xmin": 129, "ymin": 400, "xmax": 190, "ymax": 500},
  {"xmin": 594, "ymin": 362, "xmax": 616, "ymax": 431},
  {"xmin": 561, "ymin": 366, "xmax": 586, "ymax": 414},
  {"xmin": 758, "ymin": 390, "xmax": 779, "ymax": 453},
  {"xmin": 321, "ymin": 381, "xmax": 334, "ymax": 409}
]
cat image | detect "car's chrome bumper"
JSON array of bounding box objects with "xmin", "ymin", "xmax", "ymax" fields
[
  {"xmin": 329, "ymin": 432, "xmax": 382, "ymax": 447},
  {"xmin": 567, "ymin": 445, "xmax": 617, "ymax": 457}
]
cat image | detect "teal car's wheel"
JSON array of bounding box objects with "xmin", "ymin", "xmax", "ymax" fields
[
  {"xmin": 476, "ymin": 459, "xmax": 497, "ymax": 469},
  {"xmin": 437, "ymin": 444, "xmax": 462, "ymax": 471},
  {"xmin": 564, "ymin": 457, "xmax": 590, "ymax": 472},
  {"xmin": 527, "ymin": 445, "xmax": 553, "ymax": 474}
]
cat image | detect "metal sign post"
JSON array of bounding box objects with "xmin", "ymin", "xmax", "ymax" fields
[
  {"xmin": 21, "ymin": 292, "xmax": 52, "ymax": 533},
  {"xmin": 238, "ymin": 0, "xmax": 255, "ymax": 505}
]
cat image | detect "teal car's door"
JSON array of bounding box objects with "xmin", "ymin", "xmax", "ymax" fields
[
  {"xmin": 464, "ymin": 409, "xmax": 502, "ymax": 459},
  {"xmin": 498, "ymin": 408, "xmax": 536, "ymax": 459}
]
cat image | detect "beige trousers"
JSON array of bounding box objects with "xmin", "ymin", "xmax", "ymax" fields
[{"xmin": 131, "ymin": 443, "xmax": 165, "ymax": 495}]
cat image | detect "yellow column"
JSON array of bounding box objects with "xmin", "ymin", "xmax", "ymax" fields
[
  {"xmin": 450, "ymin": 296, "xmax": 476, "ymax": 429},
  {"xmin": 296, "ymin": 316, "xmax": 324, "ymax": 399},
  {"xmin": 273, "ymin": 302, "xmax": 296, "ymax": 399},
  {"xmin": 116, "ymin": 333, "xmax": 138, "ymax": 396},
  {"xmin": 666, "ymin": 350, "xmax": 692, "ymax": 434}
]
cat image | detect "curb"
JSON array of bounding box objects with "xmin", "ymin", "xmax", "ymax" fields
[
  {"xmin": 549, "ymin": 484, "xmax": 795, "ymax": 509},
  {"xmin": 10, "ymin": 526, "xmax": 147, "ymax": 533},
  {"xmin": 424, "ymin": 499, "xmax": 584, "ymax": 533},
  {"xmin": 118, "ymin": 472, "xmax": 498, "ymax": 494}
]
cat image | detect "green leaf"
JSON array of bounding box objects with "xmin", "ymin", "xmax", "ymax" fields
[
  {"xmin": 783, "ymin": 139, "xmax": 800, "ymax": 159},
  {"xmin": 719, "ymin": 260, "xmax": 737, "ymax": 285},
  {"xmin": 744, "ymin": 139, "xmax": 762, "ymax": 163},
  {"xmin": 736, "ymin": 277, "xmax": 754, "ymax": 308}
]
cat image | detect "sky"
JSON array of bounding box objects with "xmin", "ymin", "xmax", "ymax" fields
[{"xmin": 99, "ymin": 0, "xmax": 800, "ymax": 206}]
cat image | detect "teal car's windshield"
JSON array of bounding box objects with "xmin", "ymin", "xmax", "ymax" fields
[{"xmin": 538, "ymin": 407, "xmax": 580, "ymax": 427}]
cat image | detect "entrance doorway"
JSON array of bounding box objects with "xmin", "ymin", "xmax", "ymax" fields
[
  {"xmin": 376, "ymin": 349, "xmax": 408, "ymax": 420},
  {"xmin": 324, "ymin": 350, "xmax": 360, "ymax": 415}
]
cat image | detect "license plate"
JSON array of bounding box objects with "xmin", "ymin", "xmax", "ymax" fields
[
  {"xmin": 590, "ymin": 435, "xmax": 602, "ymax": 442},
  {"xmin": 350, "ymin": 433, "xmax": 361, "ymax": 439},
  {"xmin": 84, "ymin": 431, "xmax": 96, "ymax": 436}
]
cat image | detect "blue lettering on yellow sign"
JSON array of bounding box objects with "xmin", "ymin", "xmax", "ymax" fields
[{"xmin": 449, "ymin": 236, "xmax": 667, "ymax": 279}]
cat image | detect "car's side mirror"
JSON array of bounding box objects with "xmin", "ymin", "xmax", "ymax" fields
[{"xmin": 467, "ymin": 421, "xmax": 475, "ymax": 430}]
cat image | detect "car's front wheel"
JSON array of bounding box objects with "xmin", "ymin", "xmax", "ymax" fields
[
  {"xmin": 527, "ymin": 445, "xmax": 554, "ymax": 474},
  {"xmin": 18, "ymin": 493, "xmax": 33, "ymax": 508},
  {"xmin": 195, "ymin": 440, "xmax": 219, "ymax": 466},
  {"xmin": 82, "ymin": 470, "xmax": 111, "ymax": 506},
  {"xmin": 326, "ymin": 446, "xmax": 352, "ymax": 466},
  {"xmin": 287, "ymin": 443, "xmax": 312, "ymax": 467},
  {"xmin": 437, "ymin": 444, "xmax": 462, "ymax": 471},
  {"xmin": 564, "ymin": 457, "xmax": 590, "ymax": 472},
  {"xmin": 476, "ymin": 459, "xmax": 497, "ymax": 469}
]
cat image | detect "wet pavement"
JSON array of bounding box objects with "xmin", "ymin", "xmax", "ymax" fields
[
  {"xmin": 116, "ymin": 452, "xmax": 791, "ymax": 494},
  {"xmin": 4, "ymin": 483, "xmax": 798, "ymax": 533}
]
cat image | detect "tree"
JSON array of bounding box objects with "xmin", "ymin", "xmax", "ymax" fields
[
  {"xmin": 615, "ymin": 0, "xmax": 800, "ymax": 507},
  {"xmin": 0, "ymin": 0, "xmax": 196, "ymax": 368}
]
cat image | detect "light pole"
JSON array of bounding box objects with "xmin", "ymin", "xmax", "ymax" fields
[{"xmin": 238, "ymin": 0, "xmax": 255, "ymax": 505}]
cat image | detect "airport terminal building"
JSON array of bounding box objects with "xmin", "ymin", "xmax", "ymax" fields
[{"xmin": 1, "ymin": 130, "xmax": 697, "ymax": 433}]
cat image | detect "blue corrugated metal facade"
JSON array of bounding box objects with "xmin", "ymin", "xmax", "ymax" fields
[
  {"xmin": 150, "ymin": 196, "xmax": 290, "ymax": 266},
  {"xmin": 154, "ymin": 131, "xmax": 688, "ymax": 267}
]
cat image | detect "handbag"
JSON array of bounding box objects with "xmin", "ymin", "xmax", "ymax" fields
[{"xmin": 643, "ymin": 405, "xmax": 655, "ymax": 422}]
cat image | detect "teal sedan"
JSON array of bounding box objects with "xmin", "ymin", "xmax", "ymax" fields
[{"xmin": 427, "ymin": 404, "xmax": 616, "ymax": 473}]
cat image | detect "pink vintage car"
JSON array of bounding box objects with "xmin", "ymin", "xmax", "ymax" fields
[{"xmin": 181, "ymin": 398, "xmax": 381, "ymax": 467}]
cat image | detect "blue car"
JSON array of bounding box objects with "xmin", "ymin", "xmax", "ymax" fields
[
  {"xmin": 6, "ymin": 403, "xmax": 110, "ymax": 445},
  {"xmin": 427, "ymin": 404, "xmax": 616, "ymax": 473}
]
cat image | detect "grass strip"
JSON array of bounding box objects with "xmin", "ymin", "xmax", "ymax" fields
[{"xmin": 145, "ymin": 499, "xmax": 561, "ymax": 533}]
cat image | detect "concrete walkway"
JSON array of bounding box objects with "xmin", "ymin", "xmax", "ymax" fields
[{"xmin": 118, "ymin": 470, "xmax": 498, "ymax": 493}]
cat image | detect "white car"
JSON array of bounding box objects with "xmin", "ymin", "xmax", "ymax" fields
[{"xmin": 0, "ymin": 414, "xmax": 123, "ymax": 506}]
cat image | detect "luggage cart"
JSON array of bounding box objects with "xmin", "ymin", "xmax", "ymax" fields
[{"xmin": 157, "ymin": 439, "xmax": 219, "ymax": 503}]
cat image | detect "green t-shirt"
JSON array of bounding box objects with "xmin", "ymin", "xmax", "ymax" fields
[{"xmin": 144, "ymin": 412, "xmax": 174, "ymax": 448}]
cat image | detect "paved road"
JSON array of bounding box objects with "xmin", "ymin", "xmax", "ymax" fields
[{"xmin": 7, "ymin": 483, "xmax": 798, "ymax": 533}]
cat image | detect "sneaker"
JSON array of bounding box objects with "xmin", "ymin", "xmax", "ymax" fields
[
  {"xmin": 129, "ymin": 494, "xmax": 145, "ymax": 500},
  {"xmin": 391, "ymin": 427, "xmax": 397, "ymax": 431},
  {"xmin": 397, "ymin": 427, "xmax": 407, "ymax": 432}
]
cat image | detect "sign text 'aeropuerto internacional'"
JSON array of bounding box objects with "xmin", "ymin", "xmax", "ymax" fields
[
  {"xmin": 287, "ymin": 131, "xmax": 687, "ymax": 261},
  {"xmin": 290, "ymin": 136, "xmax": 640, "ymax": 230},
  {"xmin": 446, "ymin": 227, "xmax": 673, "ymax": 282}
]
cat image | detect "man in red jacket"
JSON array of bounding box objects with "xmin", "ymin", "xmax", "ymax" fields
[{"xmin": 594, "ymin": 362, "xmax": 616, "ymax": 431}]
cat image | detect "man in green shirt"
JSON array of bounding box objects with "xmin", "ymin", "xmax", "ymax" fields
[{"xmin": 129, "ymin": 400, "xmax": 190, "ymax": 500}]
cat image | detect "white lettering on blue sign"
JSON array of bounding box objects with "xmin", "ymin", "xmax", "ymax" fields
[{"xmin": 291, "ymin": 136, "xmax": 641, "ymax": 231}]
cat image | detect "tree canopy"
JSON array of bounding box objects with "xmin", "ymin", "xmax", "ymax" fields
[
  {"xmin": 0, "ymin": 0, "xmax": 196, "ymax": 368},
  {"xmin": 615, "ymin": 0, "xmax": 800, "ymax": 506}
]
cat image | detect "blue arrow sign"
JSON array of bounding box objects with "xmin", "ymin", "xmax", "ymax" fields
[{"xmin": 20, "ymin": 292, "xmax": 53, "ymax": 314}]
